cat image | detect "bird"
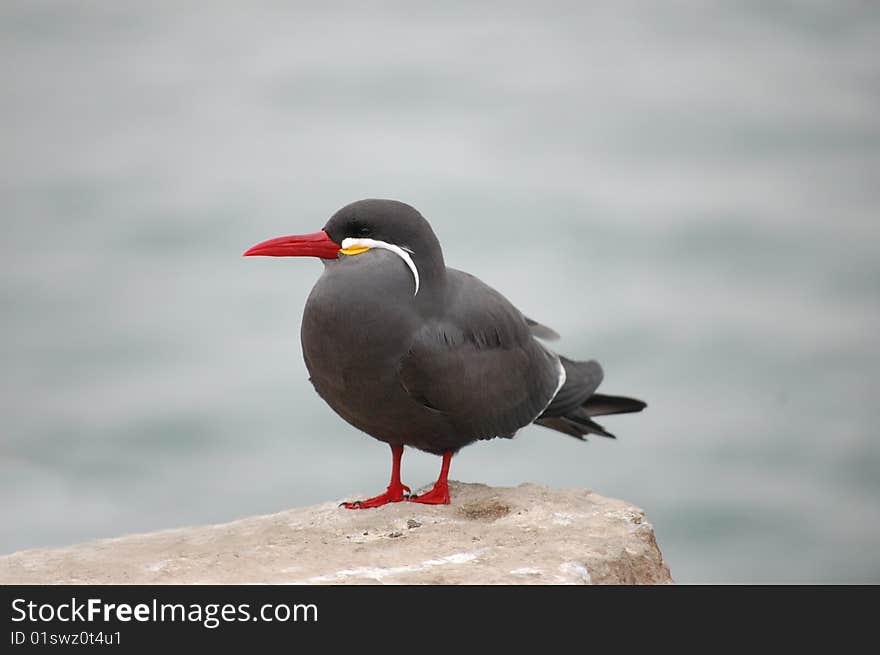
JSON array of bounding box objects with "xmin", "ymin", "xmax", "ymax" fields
[{"xmin": 244, "ymin": 199, "xmax": 646, "ymax": 508}]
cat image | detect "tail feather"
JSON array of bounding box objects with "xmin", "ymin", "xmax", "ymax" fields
[
  {"xmin": 581, "ymin": 394, "xmax": 647, "ymax": 417},
  {"xmin": 534, "ymin": 413, "xmax": 616, "ymax": 440},
  {"xmin": 564, "ymin": 408, "xmax": 618, "ymax": 438},
  {"xmin": 540, "ymin": 357, "xmax": 603, "ymax": 418},
  {"xmin": 535, "ymin": 357, "xmax": 646, "ymax": 441},
  {"xmin": 533, "ymin": 417, "xmax": 588, "ymax": 440}
]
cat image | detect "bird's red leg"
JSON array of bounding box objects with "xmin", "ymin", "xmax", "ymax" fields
[
  {"xmin": 408, "ymin": 450, "xmax": 452, "ymax": 505},
  {"xmin": 341, "ymin": 445, "xmax": 411, "ymax": 509}
]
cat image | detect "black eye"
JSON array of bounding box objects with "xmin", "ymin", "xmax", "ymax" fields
[{"xmin": 357, "ymin": 225, "xmax": 371, "ymax": 237}]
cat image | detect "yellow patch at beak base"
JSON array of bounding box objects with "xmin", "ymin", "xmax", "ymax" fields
[{"xmin": 339, "ymin": 245, "xmax": 371, "ymax": 256}]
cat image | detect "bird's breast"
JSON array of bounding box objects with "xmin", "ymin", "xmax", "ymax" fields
[{"xmin": 300, "ymin": 254, "xmax": 422, "ymax": 418}]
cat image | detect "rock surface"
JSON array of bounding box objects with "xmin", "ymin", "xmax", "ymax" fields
[{"xmin": 0, "ymin": 482, "xmax": 672, "ymax": 584}]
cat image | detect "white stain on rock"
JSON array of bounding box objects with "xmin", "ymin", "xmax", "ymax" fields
[
  {"xmin": 304, "ymin": 550, "xmax": 486, "ymax": 583},
  {"xmin": 553, "ymin": 512, "xmax": 575, "ymax": 526},
  {"xmin": 559, "ymin": 561, "xmax": 592, "ymax": 584}
]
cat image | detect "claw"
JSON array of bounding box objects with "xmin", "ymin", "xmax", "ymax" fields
[
  {"xmin": 341, "ymin": 482, "xmax": 410, "ymax": 509},
  {"xmin": 406, "ymin": 451, "xmax": 453, "ymax": 505},
  {"xmin": 341, "ymin": 445, "xmax": 411, "ymax": 509},
  {"xmin": 407, "ymin": 481, "xmax": 450, "ymax": 505}
]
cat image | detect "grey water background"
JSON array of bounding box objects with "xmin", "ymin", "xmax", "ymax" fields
[{"xmin": 2, "ymin": 1, "xmax": 879, "ymax": 583}]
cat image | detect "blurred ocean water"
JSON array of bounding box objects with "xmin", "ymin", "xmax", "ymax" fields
[{"xmin": 1, "ymin": 1, "xmax": 878, "ymax": 582}]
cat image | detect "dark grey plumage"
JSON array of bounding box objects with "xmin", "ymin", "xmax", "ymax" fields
[{"xmin": 299, "ymin": 199, "xmax": 645, "ymax": 456}]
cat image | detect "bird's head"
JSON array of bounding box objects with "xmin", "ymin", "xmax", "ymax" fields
[{"xmin": 244, "ymin": 199, "xmax": 444, "ymax": 296}]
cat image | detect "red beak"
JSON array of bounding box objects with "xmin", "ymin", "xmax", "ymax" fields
[{"xmin": 243, "ymin": 230, "xmax": 341, "ymax": 259}]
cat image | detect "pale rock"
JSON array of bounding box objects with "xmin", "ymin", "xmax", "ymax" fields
[{"xmin": 0, "ymin": 482, "xmax": 672, "ymax": 584}]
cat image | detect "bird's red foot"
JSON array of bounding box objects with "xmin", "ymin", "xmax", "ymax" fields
[
  {"xmin": 407, "ymin": 482, "xmax": 450, "ymax": 505},
  {"xmin": 341, "ymin": 483, "xmax": 411, "ymax": 509}
]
